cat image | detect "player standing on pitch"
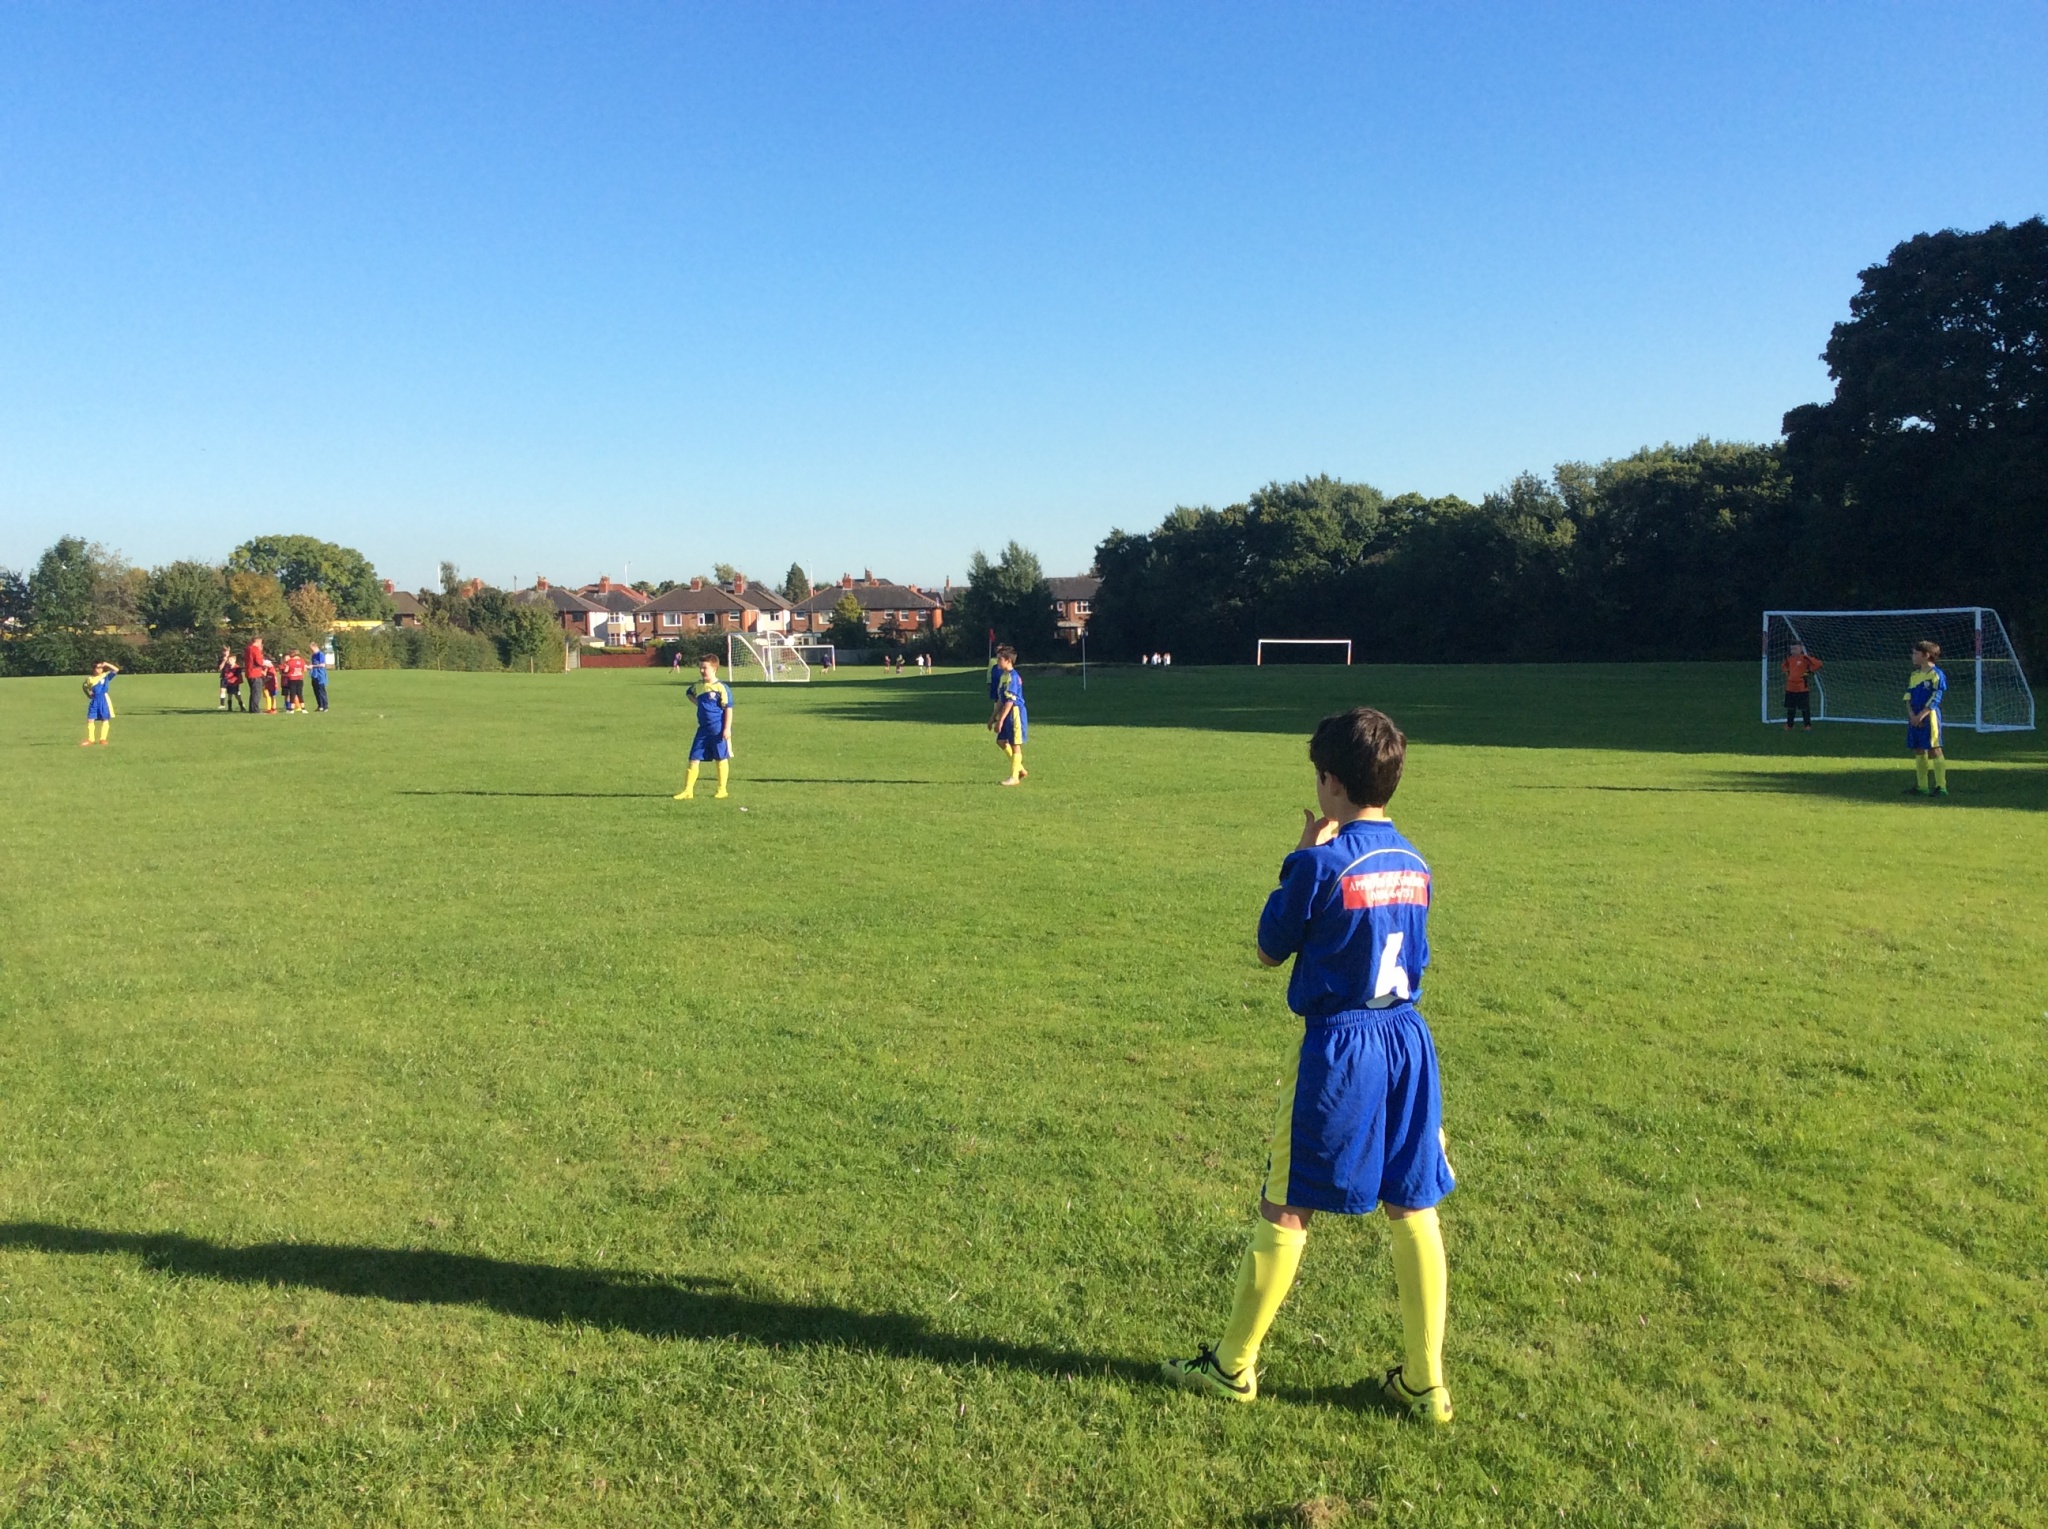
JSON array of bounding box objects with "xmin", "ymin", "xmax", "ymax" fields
[
  {"xmin": 1905, "ymin": 640, "xmax": 1948, "ymax": 797},
  {"xmin": 1164, "ymin": 706, "xmax": 1455, "ymax": 1423},
  {"xmin": 675, "ymin": 654, "xmax": 735, "ymax": 800},
  {"xmin": 1781, "ymin": 641, "xmax": 1822, "ymax": 730}
]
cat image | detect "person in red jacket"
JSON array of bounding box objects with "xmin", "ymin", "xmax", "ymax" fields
[
  {"xmin": 243, "ymin": 637, "xmax": 267, "ymax": 718},
  {"xmin": 281, "ymin": 650, "xmax": 309, "ymax": 713}
]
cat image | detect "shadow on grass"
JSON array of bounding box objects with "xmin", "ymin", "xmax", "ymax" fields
[
  {"xmin": 1703, "ymin": 766, "xmax": 2047, "ymax": 811},
  {"xmin": 804, "ymin": 663, "xmax": 2048, "ymax": 760},
  {"xmin": 0, "ymin": 1223, "xmax": 1152, "ymax": 1385},
  {"xmin": 400, "ymin": 789, "xmax": 669, "ymax": 800}
]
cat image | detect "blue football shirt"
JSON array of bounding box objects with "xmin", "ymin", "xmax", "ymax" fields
[
  {"xmin": 1905, "ymin": 666, "xmax": 1946, "ymax": 717},
  {"xmin": 688, "ymin": 678, "xmax": 733, "ymax": 732},
  {"xmin": 1258, "ymin": 817, "xmax": 1431, "ymax": 1021}
]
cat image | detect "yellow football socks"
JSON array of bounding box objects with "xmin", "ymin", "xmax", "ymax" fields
[
  {"xmin": 1212, "ymin": 1218, "xmax": 1308, "ymax": 1377},
  {"xmin": 1915, "ymin": 756, "xmax": 1929, "ymax": 790},
  {"xmin": 1388, "ymin": 1208, "xmax": 1448, "ymax": 1391},
  {"xmin": 715, "ymin": 759, "xmax": 730, "ymax": 798},
  {"xmin": 677, "ymin": 762, "xmax": 700, "ymax": 799},
  {"xmin": 1931, "ymin": 757, "xmax": 1947, "ymax": 790}
]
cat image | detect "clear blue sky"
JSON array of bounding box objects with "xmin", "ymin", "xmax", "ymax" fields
[{"xmin": 4, "ymin": 3, "xmax": 2044, "ymax": 592}]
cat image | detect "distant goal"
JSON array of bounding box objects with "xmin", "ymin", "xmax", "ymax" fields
[
  {"xmin": 728, "ymin": 634, "xmax": 831, "ymax": 683},
  {"xmin": 1762, "ymin": 608, "xmax": 2035, "ymax": 731},
  {"xmin": 1256, "ymin": 638, "xmax": 1352, "ymax": 666}
]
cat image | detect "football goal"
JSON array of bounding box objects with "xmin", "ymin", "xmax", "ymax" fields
[
  {"xmin": 1256, "ymin": 638, "xmax": 1352, "ymax": 666},
  {"xmin": 1761, "ymin": 608, "xmax": 2035, "ymax": 731},
  {"xmin": 727, "ymin": 634, "xmax": 830, "ymax": 682}
]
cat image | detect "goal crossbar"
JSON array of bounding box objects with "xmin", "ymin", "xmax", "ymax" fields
[
  {"xmin": 1256, "ymin": 638, "xmax": 1352, "ymax": 666},
  {"xmin": 1762, "ymin": 607, "xmax": 2035, "ymax": 732},
  {"xmin": 727, "ymin": 633, "xmax": 828, "ymax": 682}
]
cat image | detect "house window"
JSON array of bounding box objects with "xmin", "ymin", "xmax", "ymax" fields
[
  {"xmin": 696, "ymin": 612, "xmax": 713, "ymax": 627},
  {"xmin": 661, "ymin": 613, "xmax": 681, "ymax": 628},
  {"xmin": 1075, "ymin": 601, "xmax": 1092, "ymax": 615}
]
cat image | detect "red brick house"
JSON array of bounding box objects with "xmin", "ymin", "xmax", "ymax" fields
[
  {"xmin": 637, "ymin": 578, "xmax": 748, "ymax": 638},
  {"xmin": 513, "ymin": 579, "xmax": 608, "ymax": 641},
  {"xmin": 1047, "ymin": 575, "xmax": 1101, "ymax": 644},
  {"xmin": 578, "ymin": 576, "xmax": 650, "ymax": 645},
  {"xmin": 382, "ymin": 580, "xmax": 426, "ymax": 628},
  {"xmin": 791, "ymin": 573, "xmax": 944, "ymax": 638}
]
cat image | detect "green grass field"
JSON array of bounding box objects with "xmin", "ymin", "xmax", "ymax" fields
[{"xmin": 2, "ymin": 661, "xmax": 2043, "ymax": 1527}]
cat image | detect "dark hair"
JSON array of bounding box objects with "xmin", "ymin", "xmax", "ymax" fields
[
  {"xmin": 1914, "ymin": 640, "xmax": 1942, "ymax": 662},
  {"xmin": 1309, "ymin": 707, "xmax": 1406, "ymax": 808},
  {"xmin": 995, "ymin": 644, "xmax": 1017, "ymax": 662}
]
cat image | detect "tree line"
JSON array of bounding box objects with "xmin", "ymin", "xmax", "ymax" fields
[{"xmin": 1082, "ymin": 219, "xmax": 2047, "ymax": 666}]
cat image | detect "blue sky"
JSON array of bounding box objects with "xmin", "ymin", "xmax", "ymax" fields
[{"xmin": 4, "ymin": 3, "xmax": 2044, "ymax": 592}]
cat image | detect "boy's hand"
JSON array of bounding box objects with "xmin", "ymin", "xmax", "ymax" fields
[{"xmin": 1296, "ymin": 809, "xmax": 1337, "ymax": 851}]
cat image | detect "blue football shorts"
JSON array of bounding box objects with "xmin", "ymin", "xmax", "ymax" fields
[
  {"xmin": 689, "ymin": 726, "xmax": 730, "ymax": 762},
  {"xmin": 1906, "ymin": 715, "xmax": 1941, "ymax": 751},
  {"xmin": 997, "ymin": 711, "xmax": 1027, "ymax": 745},
  {"xmin": 1262, "ymin": 1005, "xmax": 1455, "ymax": 1215}
]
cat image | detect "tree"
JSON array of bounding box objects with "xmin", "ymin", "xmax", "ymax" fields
[
  {"xmin": 957, "ymin": 541, "xmax": 1058, "ymax": 660},
  {"xmin": 229, "ymin": 534, "xmax": 391, "ymax": 618},
  {"xmin": 0, "ymin": 567, "xmax": 28, "ymax": 626},
  {"xmin": 713, "ymin": 563, "xmax": 743, "ymax": 586},
  {"xmin": 139, "ymin": 561, "xmax": 228, "ymax": 633},
  {"xmin": 28, "ymin": 537, "xmax": 104, "ymax": 631},
  {"xmin": 781, "ymin": 563, "xmax": 812, "ymax": 602},
  {"xmin": 500, "ymin": 602, "xmax": 564, "ymax": 672},
  {"xmin": 224, "ymin": 570, "xmax": 293, "ymax": 634},
  {"xmin": 287, "ymin": 583, "xmax": 339, "ymax": 641},
  {"xmin": 1783, "ymin": 218, "xmax": 2048, "ymax": 654},
  {"xmin": 825, "ymin": 592, "xmax": 869, "ymax": 649}
]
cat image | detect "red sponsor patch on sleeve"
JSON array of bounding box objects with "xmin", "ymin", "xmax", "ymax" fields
[{"xmin": 1340, "ymin": 870, "xmax": 1431, "ymax": 909}]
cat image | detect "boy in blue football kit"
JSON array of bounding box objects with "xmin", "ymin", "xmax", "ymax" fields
[
  {"xmin": 309, "ymin": 645, "xmax": 330, "ymax": 712},
  {"xmin": 1165, "ymin": 707, "xmax": 1455, "ymax": 1423},
  {"xmin": 987, "ymin": 645, "xmax": 1028, "ymax": 786},
  {"xmin": 675, "ymin": 655, "xmax": 734, "ymax": 800},
  {"xmin": 1904, "ymin": 640, "xmax": 1948, "ymax": 797},
  {"xmin": 80, "ymin": 661, "xmax": 119, "ymax": 746}
]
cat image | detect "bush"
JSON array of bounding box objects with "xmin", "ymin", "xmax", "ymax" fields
[
  {"xmin": 333, "ymin": 625, "xmax": 503, "ymax": 671},
  {"xmin": 0, "ymin": 630, "xmax": 140, "ymax": 677},
  {"xmin": 649, "ymin": 634, "xmax": 729, "ymax": 667}
]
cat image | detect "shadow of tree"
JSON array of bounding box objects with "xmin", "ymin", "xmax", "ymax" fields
[{"xmin": 0, "ymin": 1223, "xmax": 1152, "ymax": 1384}]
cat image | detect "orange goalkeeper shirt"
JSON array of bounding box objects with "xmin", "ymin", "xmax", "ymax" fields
[{"xmin": 1782, "ymin": 653, "xmax": 1822, "ymax": 693}]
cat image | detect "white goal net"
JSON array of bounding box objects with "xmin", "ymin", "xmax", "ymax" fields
[
  {"xmin": 1762, "ymin": 608, "xmax": 2035, "ymax": 731},
  {"xmin": 1256, "ymin": 638, "xmax": 1353, "ymax": 666},
  {"xmin": 727, "ymin": 634, "xmax": 828, "ymax": 683}
]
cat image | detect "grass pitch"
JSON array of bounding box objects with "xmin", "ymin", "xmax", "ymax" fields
[{"xmin": 1, "ymin": 661, "xmax": 2043, "ymax": 1527}]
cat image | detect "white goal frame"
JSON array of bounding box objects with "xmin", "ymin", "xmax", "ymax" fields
[
  {"xmin": 1761, "ymin": 607, "xmax": 2035, "ymax": 731},
  {"xmin": 1256, "ymin": 638, "xmax": 1352, "ymax": 666},
  {"xmin": 728, "ymin": 633, "xmax": 832, "ymax": 682}
]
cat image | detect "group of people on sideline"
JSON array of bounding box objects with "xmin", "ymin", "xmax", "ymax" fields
[{"xmin": 216, "ymin": 637, "xmax": 329, "ymax": 715}]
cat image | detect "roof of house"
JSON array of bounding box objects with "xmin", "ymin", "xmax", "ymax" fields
[
  {"xmin": 794, "ymin": 578, "xmax": 941, "ymax": 614},
  {"xmin": 644, "ymin": 582, "xmax": 746, "ymax": 614},
  {"xmin": 583, "ymin": 588, "xmax": 645, "ymax": 614},
  {"xmin": 724, "ymin": 581, "xmax": 791, "ymax": 613},
  {"xmin": 389, "ymin": 590, "xmax": 427, "ymax": 617},
  {"xmin": 1047, "ymin": 575, "xmax": 1101, "ymax": 602},
  {"xmin": 515, "ymin": 585, "xmax": 605, "ymax": 614}
]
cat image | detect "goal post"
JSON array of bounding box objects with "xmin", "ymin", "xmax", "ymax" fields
[
  {"xmin": 1256, "ymin": 638, "xmax": 1353, "ymax": 666},
  {"xmin": 1761, "ymin": 608, "xmax": 2035, "ymax": 731},
  {"xmin": 727, "ymin": 633, "xmax": 827, "ymax": 683}
]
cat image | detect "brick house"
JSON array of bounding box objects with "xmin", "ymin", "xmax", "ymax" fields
[
  {"xmin": 578, "ymin": 576, "xmax": 649, "ymax": 645},
  {"xmin": 383, "ymin": 581, "xmax": 426, "ymax": 628},
  {"xmin": 791, "ymin": 572, "xmax": 944, "ymax": 638},
  {"xmin": 513, "ymin": 578, "xmax": 608, "ymax": 641},
  {"xmin": 723, "ymin": 576, "xmax": 793, "ymax": 635},
  {"xmin": 637, "ymin": 577, "xmax": 749, "ymax": 639},
  {"xmin": 1047, "ymin": 575, "xmax": 1101, "ymax": 644}
]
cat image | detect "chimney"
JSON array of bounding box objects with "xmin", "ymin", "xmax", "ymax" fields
[
  {"xmin": 467, "ymin": 577, "xmax": 484, "ymax": 597},
  {"xmin": 864, "ymin": 568, "xmax": 876, "ymax": 585},
  {"xmin": 536, "ymin": 576, "xmax": 549, "ymax": 592},
  {"xmin": 598, "ymin": 575, "xmax": 611, "ymax": 594},
  {"xmin": 383, "ymin": 579, "xmax": 395, "ymax": 593},
  {"xmin": 691, "ymin": 576, "xmax": 704, "ymax": 591},
  {"xmin": 840, "ymin": 573, "xmax": 853, "ymax": 588},
  {"xmin": 734, "ymin": 575, "xmax": 746, "ymax": 594}
]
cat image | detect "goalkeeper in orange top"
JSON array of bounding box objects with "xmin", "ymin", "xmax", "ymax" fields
[{"xmin": 1781, "ymin": 643, "xmax": 1822, "ymax": 730}]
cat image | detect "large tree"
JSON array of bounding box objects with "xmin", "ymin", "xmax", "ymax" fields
[
  {"xmin": 956, "ymin": 541, "xmax": 1058, "ymax": 659},
  {"xmin": 780, "ymin": 563, "xmax": 812, "ymax": 602},
  {"xmin": 229, "ymin": 534, "xmax": 391, "ymax": 618},
  {"xmin": 1782, "ymin": 218, "xmax": 2048, "ymax": 655},
  {"xmin": 139, "ymin": 560, "xmax": 229, "ymax": 633},
  {"xmin": 28, "ymin": 536, "xmax": 129, "ymax": 632}
]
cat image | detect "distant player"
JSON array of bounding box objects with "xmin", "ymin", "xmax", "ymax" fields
[
  {"xmin": 281, "ymin": 649, "xmax": 308, "ymax": 713},
  {"xmin": 1163, "ymin": 707, "xmax": 1455, "ymax": 1424},
  {"xmin": 675, "ymin": 654, "xmax": 734, "ymax": 800},
  {"xmin": 243, "ymin": 637, "xmax": 266, "ymax": 718},
  {"xmin": 80, "ymin": 661, "xmax": 119, "ymax": 746},
  {"xmin": 309, "ymin": 645, "xmax": 330, "ymax": 712},
  {"xmin": 988, "ymin": 645, "xmax": 1027, "ymax": 786},
  {"xmin": 1781, "ymin": 642, "xmax": 1822, "ymax": 730},
  {"xmin": 261, "ymin": 658, "xmax": 280, "ymax": 714},
  {"xmin": 1905, "ymin": 640, "xmax": 1948, "ymax": 797},
  {"xmin": 218, "ymin": 648, "xmax": 243, "ymax": 712}
]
